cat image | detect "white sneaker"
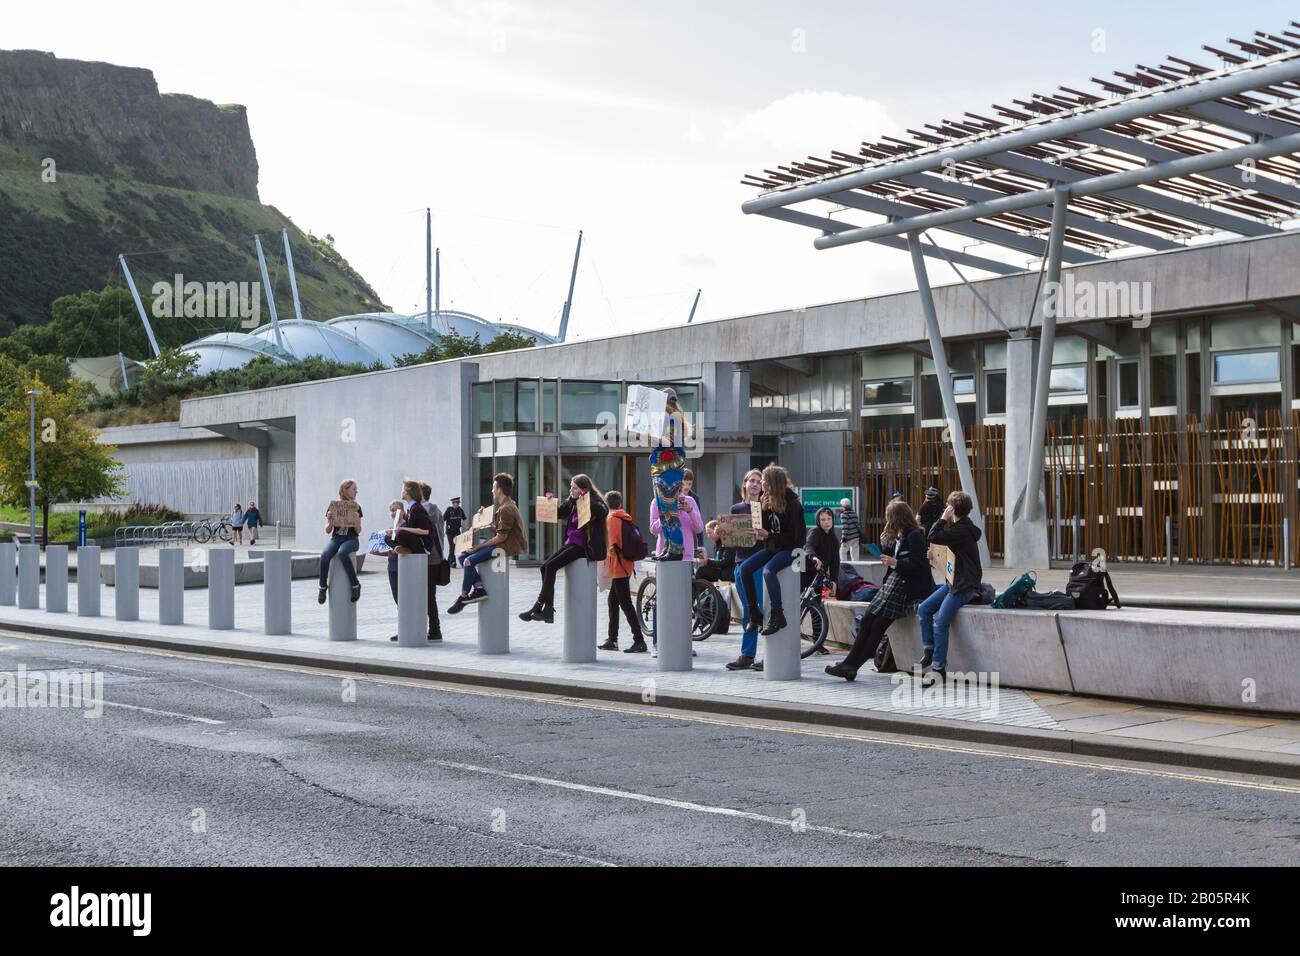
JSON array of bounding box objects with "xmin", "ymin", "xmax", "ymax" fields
[{"xmin": 651, "ymin": 647, "xmax": 658, "ymax": 658}]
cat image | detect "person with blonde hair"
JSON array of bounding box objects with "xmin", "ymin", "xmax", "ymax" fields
[
  {"xmin": 725, "ymin": 468, "xmax": 764, "ymax": 664},
  {"xmin": 317, "ymin": 479, "xmax": 363, "ymax": 604}
]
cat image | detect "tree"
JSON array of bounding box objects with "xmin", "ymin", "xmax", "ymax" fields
[
  {"xmin": 142, "ymin": 346, "xmax": 199, "ymax": 383},
  {"xmin": 0, "ymin": 373, "xmax": 125, "ymax": 546}
]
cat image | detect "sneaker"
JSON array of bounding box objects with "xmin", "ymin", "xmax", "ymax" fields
[
  {"xmin": 317, "ymin": 586, "xmax": 328, "ymax": 605},
  {"xmin": 825, "ymin": 663, "xmax": 857, "ymax": 681},
  {"xmin": 751, "ymin": 659, "xmax": 765, "ymax": 672},
  {"xmin": 920, "ymin": 666, "xmax": 946, "ymax": 688},
  {"xmin": 349, "ymin": 583, "xmax": 361, "ymax": 603},
  {"xmin": 759, "ymin": 608, "xmax": 786, "ymax": 636},
  {"xmin": 623, "ymin": 641, "xmax": 648, "ymax": 654},
  {"xmin": 447, "ymin": 595, "xmax": 469, "ymax": 615},
  {"xmin": 599, "ymin": 638, "xmax": 619, "ymax": 651},
  {"xmin": 651, "ymin": 647, "xmax": 658, "ymax": 658},
  {"xmin": 916, "ymin": 649, "xmax": 934, "ymax": 670},
  {"xmin": 725, "ymin": 655, "xmax": 755, "ymax": 671},
  {"xmin": 463, "ymin": 587, "xmax": 488, "ymax": 604}
]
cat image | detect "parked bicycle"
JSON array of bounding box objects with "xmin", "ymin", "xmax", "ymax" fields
[
  {"xmin": 798, "ymin": 567, "xmax": 833, "ymax": 659},
  {"xmin": 191, "ymin": 516, "xmax": 232, "ymax": 544},
  {"xmin": 634, "ymin": 561, "xmax": 727, "ymax": 641}
]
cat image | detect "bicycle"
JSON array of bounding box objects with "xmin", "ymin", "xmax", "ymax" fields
[
  {"xmin": 191, "ymin": 516, "xmax": 233, "ymax": 544},
  {"xmin": 634, "ymin": 560, "xmax": 727, "ymax": 641},
  {"xmin": 798, "ymin": 567, "xmax": 833, "ymax": 659}
]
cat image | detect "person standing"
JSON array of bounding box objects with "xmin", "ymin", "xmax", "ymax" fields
[
  {"xmin": 420, "ymin": 482, "xmax": 447, "ymax": 641},
  {"xmin": 244, "ymin": 500, "xmax": 262, "ymax": 545},
  {"xmin": 317, "ymin": 481, "xmax": 362, "ymax": 604},
  {"xmin": 230, "ymin": 502, "xmax": 245, "ymax": 546},
  {"xmin": 521, "ymin": 475, "xmax": 608, "ymax": 624},
  {"xmin": 915, "ymin": 490, "xmax": 984, "ymax": 687},
  {"xmin": 601, "ymin": 490, "xmax": 645, "ymax": 652},
  {"xmin": 917, "ymin": 485, "xmax": 944, "ymax": 530},
  {"xmin": 447, "ymin": 473, "xmax": 527, "ymax": 613},
  {"xmin": 838, "ymin": 497, "xmax": 860, "ymax": 562},
  {"xmin": 444, "ymin": 496, "xmax": 466, "ymax": 561}
]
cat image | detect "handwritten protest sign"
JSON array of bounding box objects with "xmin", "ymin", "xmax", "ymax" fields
[
  {"xmin": 577, "ymin": 492, "xmax": 591, "ymax": 528},
  {"xmin": 327, "ymin": 499, "xmax": 359, "ymax": 530},
  {"xmin": 749, "ymin": 500, "xmax": 762, "ymax": 529},
  {"xmin": 365, "ymin": 531, "xmax": 390, "ymax": 556},
  {"xmin": 472, "ymin": 505, "xmax": 493, "ymax": 530},
  {"xmin": 624, "ymin": 384, "xmax": 667, "ymax": 439},
  {"xmin": 717, "ymin": 513, "xmax": 757, "ymax": 548},
  {"xmin": 929, "ymin": 544, "xmax": 955, "ymax": 585},
  {"xmin": 454, "ymin": 529, "xmax": 475, "ymax": 556},
  {"xmin": 536, "ymin": 496, "xmax": 558, "ymax": 523}
]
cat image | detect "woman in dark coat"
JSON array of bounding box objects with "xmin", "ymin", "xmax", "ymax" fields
[
  {"xmin": 520, "ymin": 474, "xmax": 609, "ymax": 624},
  {"xmin": 826, "ymin": 499, "xmax": 935, "ymax": 680},
  {"xmin": 802, "ymin": 507, "xmax": 841, "ymax": 596}
]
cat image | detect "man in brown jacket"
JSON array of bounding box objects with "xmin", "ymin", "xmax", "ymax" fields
[{"xmin": 447, "ymin": 472, "xmax": 527, "ymax": 613}]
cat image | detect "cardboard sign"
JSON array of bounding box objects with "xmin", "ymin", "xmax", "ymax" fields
[
  {"xmin": 577, "ymin": 492, "xmax": 591, "ymax": 529},
  {"xmin": 716, "ymin": 513, "xmax": 757, "ymax": 548},
  {"xmin": 749, "ymin": 500, "xmax": 762, "ymax": 529},
  {"xmin": 471, "ymin": 505, "xmax": 493, "ymax": 530},
  {"xmin": 929, "ymin": 543, "xmax": 955, "ymax": 584},
  {"xmin": 535, "ymin": 496, "xmax": 558, "ymax": 523},
  {"xmin": 454, "ymin": 529, "xmax": 475, "ymax": 555},
  {"xmin": 365, "ymin": 531, "xmax": 390, "ymax": 556},
  {"xmin": 328, "ymin": 499, "xmax": 359, "ymax": 530},
  {"xmin": 624, "ymin": 384, "xmax": 667, "ymax": 439}
]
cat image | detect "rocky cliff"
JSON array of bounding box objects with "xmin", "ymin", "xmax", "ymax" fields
[{"xmin": 0, "ymin": 49, "xmax": 259, "ymax": 200}]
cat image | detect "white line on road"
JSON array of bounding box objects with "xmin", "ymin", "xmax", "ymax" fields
[
  {"xmin": 95, "ymin": 699, "xmax": 225, "ymax": 724},
  {"xmin": 429, "ymin": 758, "xmax": 882, "ymax": 840}
]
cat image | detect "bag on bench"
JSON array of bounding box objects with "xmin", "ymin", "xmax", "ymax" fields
[
  {"xmin": 1066, "ymin": 562, "xmax": 1121, "ymax": 610},
  {"xmin": 992, "ymin": 571, "xmax": 1037, "ymax": 609},
  {"xmin": 1021, "ymin": 589, "xmax": 1076, "ymax": 610}
]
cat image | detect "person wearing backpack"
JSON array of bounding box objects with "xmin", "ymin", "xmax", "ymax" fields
[
  {"xmin": 602, "ymin": 490, "xmax": 646, "ymax": 652},
  {"xmin": 915, "ymin": 490, "xmax": 983, "ymax": 687}
]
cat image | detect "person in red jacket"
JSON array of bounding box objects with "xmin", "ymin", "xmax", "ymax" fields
[{"xmin": 602, "ymin": 490, "xmax": 646, "ymax": 653}]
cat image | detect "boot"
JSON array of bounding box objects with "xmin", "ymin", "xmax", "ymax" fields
[{"xmin": 759, "ymin": 607, "xmax": 787, "ymax": 636}]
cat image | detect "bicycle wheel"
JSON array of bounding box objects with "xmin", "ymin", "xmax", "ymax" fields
[
  {"xmin": 218, "ymin": 521, "xmax": 233, "ymax": 543},
  {"xmin": 799, "ymin": 601, "xmax": 831, "ymax": 659},
  {"xmin": 193, "ymin": 523, "xmax": 212, "ymax": 545},
  {"xmin": 636, "ymin": 576, "xmax": 656, "ymax": 636},
  {"xmin": 691, "ymin": 580, "xmax": 724, "ymax": 641}
]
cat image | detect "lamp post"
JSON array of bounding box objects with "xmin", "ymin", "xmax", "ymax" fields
[{"xmin": 26, "ymin": 389, "xmax": 42, "ymax": 548}]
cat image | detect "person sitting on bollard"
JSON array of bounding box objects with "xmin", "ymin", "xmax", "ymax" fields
[
  {"xmin": 447, "ymin": 473, "xmax": 527, "ymax": 614},
  {"xmin": 826, "ymin": 499, "xmax": 935, "ymax": 681},
  {"xmin": 520, "ymin": 474, "xmax": 608, "ymax": 624},
  {"xmin": 231, "ymin": 502, "xmax": 245, "ymax": 546},
  {"xmin": 601, "ymin": 490, "xmax": 645, "ymax": 652},
  {"xmin": 726, "ymin": 468, "xmax": 765, "ymax": 669},
  {"xmin": 388, "ymin": 479, "xmax": 433, "ymax": 555},
  {"xmin": 317, "ymin": 480, "xmax": 363, "ymax": 604},
  {"xmin": 915, "ymin": 490, "xmax": 984, "ymax": 688},
  {"xmin": 727, "ymin": 465, "xmax": 805, "ymax": 672}
]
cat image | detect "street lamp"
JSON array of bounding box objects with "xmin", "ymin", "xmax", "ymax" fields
[{"xmin": 26, "ymin": 389, "xmax": 42, "ymax": 548}]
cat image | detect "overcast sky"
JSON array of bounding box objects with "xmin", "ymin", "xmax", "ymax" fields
[{"xmin": 8, "ymin": 1, "xmax": 1297, "ymax": 339}]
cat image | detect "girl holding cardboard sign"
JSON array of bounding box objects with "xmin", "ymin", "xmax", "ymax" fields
[
  {"xmin": 318, "ymin": 479, "xmax": 364, "ymax": 604},
  {"xmin": 520, "ymin": 475, "xmax": 609, "ymax": 624}
]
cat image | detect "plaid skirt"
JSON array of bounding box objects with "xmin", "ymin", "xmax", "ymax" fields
[{"xmin": 867, "ymin": 571, "xmax": 917, "ymax": 620}]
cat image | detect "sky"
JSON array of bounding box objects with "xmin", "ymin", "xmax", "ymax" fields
[{"xmin": 7, "ymin": 1, "xmax": 1298, "ymax": 340}]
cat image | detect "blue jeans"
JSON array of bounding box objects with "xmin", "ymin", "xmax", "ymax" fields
[
  {"xmin": 735, "ymin": 562, "xmax": 764, "ymax": 658},
  {"xmin": 319, "ymin": 535, "xmax": 360, "ymax": 589},
  {"xmin": 737, "ymin": 549, "xmax": 794, "ymax": 657},
  {"xmin": 917, "ymin": 583, "xmax": 977, "ymax": 670},
  {"xmin": 459, "ymin": 544, "xmax": 497, "ymax": 593}
]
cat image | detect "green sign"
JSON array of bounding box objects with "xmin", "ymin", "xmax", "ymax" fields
[{"xmin": 799, "ymin": 486, "xmax": 856, "ymax": 531}]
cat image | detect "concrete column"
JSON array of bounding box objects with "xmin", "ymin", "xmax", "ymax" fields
[
  {"xmin": 77, "ymin": 546, "xmax": 101, "ymax": 617},
  {"xmin": 208, "ymin": 548, "xmax": 235, "ymax": 630},
  {"xmin": 477, "ymin": 550, "xmax": 510, "ymax": 655},
  {"xmin": 0, "ymin": 540, "xmax": 14, "ymax": 606},
  {"xmin": 562, "ymin": 559, "xmax": 597, "ymax": 663},
  {"xmin": 762, "ymin": 554, "xmax": 802, "ymax": 681},
  {"xmin": 45, "ymin": 545, "xmax": 69, "ymax": 613},
  {"xmin": 263, "ymin": 550, "xmax": 292, "ymax": 635},
  {"xmin": 655, "ymin": 559, "xmax": 693, "ymax": 672},
  {"xmin": 115, "ymin": 547, "xmax": 140, "ymax": 622},
  {"xmin": 1005, "ymin": 335, "xmax": 1051, "ymax": 569},
  {"xmin": 18, "ymin": 543, "xmax": 40, "ymax": 609},
  {"xmin": 397, "ymin": 553, "xmax": 428, "ymax": 647},
  {"xmin": 327, "ymin": 553, "xmax": 357, "ymax": 642},
  {"xmin": 158, "ymin": 548, "xmax": 185, "ymax": 625}
]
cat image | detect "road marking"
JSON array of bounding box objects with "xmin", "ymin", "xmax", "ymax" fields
[
  {"xmin": 429, "ymin": 758, "xmax": 880, "ymax": 840},
  {"xmin": 95, "ymin": 699, "xmax": 226, "ymax": 724},
  {"xmin": 5, "ymin": 628, "xmax": 1298, "ymax": 794}
]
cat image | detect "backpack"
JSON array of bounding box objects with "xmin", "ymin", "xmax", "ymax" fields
[
  {"xmin": 615, "ymin": 517, "xmax": 648, "ymax": 562},
  {"xmin": 992, "ymin": 571, "xmax": 1037, "ymax": 609},
  {"xmin": 1067, "ymin": 562, "xmax": 1121, "ymax": 610},
  {"xmin": 1022, "ymin": 589, "xmax": 1076, "ymax": 611},
  {"xmin": 873, "ymin": 634, "xmax": 898, "ymax": 674}
]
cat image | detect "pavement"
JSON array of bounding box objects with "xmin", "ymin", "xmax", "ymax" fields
[{"xmin": 3, "ymin": 565, "xmax": 1299, "ymax": 781}]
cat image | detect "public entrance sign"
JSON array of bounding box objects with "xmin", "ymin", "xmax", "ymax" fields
[{"xmin": 799, "ymin": 487, "xmax": 857, "ymax": 533}]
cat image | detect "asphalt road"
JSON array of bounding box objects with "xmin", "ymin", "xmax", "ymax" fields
[{"xmin": 2, "ymin": 630, "xmax": 1297, "ymax": 867}]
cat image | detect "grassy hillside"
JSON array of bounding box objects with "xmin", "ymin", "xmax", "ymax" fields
[{"xmin": 0, "ymin": 142, "xmax": 386, "ymax": 339}]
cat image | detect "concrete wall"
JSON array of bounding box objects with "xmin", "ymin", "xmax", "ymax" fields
[{"xmin": 98, "ymin": 422, "xmax": 254, "ymax": 516}]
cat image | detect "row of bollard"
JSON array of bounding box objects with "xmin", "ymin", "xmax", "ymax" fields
[{"xmin": 0, "ymin": 543, "xmax": 805, "ymax": 680}]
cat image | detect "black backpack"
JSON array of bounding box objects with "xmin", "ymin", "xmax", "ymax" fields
[
  {"xmin": 1022, "ymin": 589, "xmax": 1076, "ymax": 611},
  {"xmin": 615, "ymin": 517, "xmax": 648, "ymax": 562},
  {"xmin": 1066, "ymin": 562, "xmax": 1121, "ymax": 610},
  {"xmin": 873, "ymin": 635, "xmax": 898, "ymax": 674}
]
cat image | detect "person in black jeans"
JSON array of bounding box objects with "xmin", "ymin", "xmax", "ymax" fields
[
  {"xmin": 444, "ymin": 496, "xmax": 466, "ymax": 558},
  {"xmin": 802, "ymin": 507, "xmax": 840, "ymax": 596},
  {"xmin": 419, "ymin": 481, "xmax": 446, "ymax": 641},
  {"xmin": 520, "ymin": 474, "xmax": 609, "ymax": 624},
  {"xmin": 318, "ymin": 479, "xmax": 363, "ymax": 603},
  {"xmin": 826, "ymin": 499, "xmax": 935, "ymax": 680}
]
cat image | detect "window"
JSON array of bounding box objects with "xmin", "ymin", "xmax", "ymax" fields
[
  {"xmin": 560, "ymin": 381, "xmax": 621, "ymax": 431},
  {"xmin": 1150, "ymin": 327, "xmax": 1178, "ymax": 413},
  {"xmin": 953, "ymin": 375, "xmax": 975, "ymax": 396},
  {"xmin": 862, "ymin": 350, "xmax": 915, "ymax": 379},
  {"xmin": 1119, "ymin": 360, "xmax": 1140, "ymax": 409},
  {"xmin": 1293, "ymin": 323, "xmax": 1300, "ymax": 403},
  {"xmin": 864, "ymin": 378, "xmax": 913, "ymax": 406},
  {"xmin": 1052, "ymin": 335, "xmax": 1087, "ymax": 365},
  {"xmin": 473, "ymin": 382, "xmax": 494, "ymax": 434},
  {"xmin": 494, "ymin": 380, "xmax": 517, "ymax": 432},
  {"xmin": 1186, "ymin": 322, "xmax": 1202, "ymax": 416},
  {"xmin": 751, "ymin": 434, "xmax": 780, "ymax": 472},
  {"xmin": 516, "ymin": 380, "xmax": 539, "ymax": 432},
  {"xmin": 1211, "ymin": 315, "xmax": 1280, "ymax": 350},
  {"xmin": 1049, "ymin": 365, "xmax": 1087, "ymax": 396},
  {"xmin": 985, "ymin": 370, "xmax": 1006, "ymax": 416},
  {"xmin": 1213, "ymin": 351, "xmax": 1280, "ymax": 386},
  {"xmin": 542, "ymin": 380, "xmax": 557, "ymax": 433},
  {"xmin": 862, "ymin": 413, "xmax": 915, "ymax": 435},
  {"xmin": 983, "ymin": 340, "xmax": 1008, "ymax": 370}
]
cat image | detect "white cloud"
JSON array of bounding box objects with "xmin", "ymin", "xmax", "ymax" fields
[{"xmin": 728, "ymin": 90, "xmax": 897, "ymax": 162}]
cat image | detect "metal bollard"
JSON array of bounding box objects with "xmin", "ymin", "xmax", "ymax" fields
[
  {"xmin": 263, "ymin": 550, "xmax": 292, "ymax": 635},
  {"xmin": 158, "ymin": 548, "xmax": 185, "ymax": 625},
  {"xmin": 562, "ymin": 559, "xmax": 598, "ymax": 663},
  {"xmin": 655, "ymin": 559, "xmax": 693, "ymax": 672},
  {"xmin": 115, "ymin": 547, "xmax": 140, "ymax": 622},
  {"xmin": 78, "ymin": 545, "xmax": 101, "ymax": 617},
  {"xmin": 0, "ymin": 540, "xmax": 15, "ymax": 606},
  {"xmin": 476, "ymin": 549, "xmax": 510, "ymax": 655},
  {"xmin": 397, "ymin": 553, "xmax": 428, "ymax": 647},
  {"xmin": 45, "ymin": 545, "xmax": 69, "ymax": 613},
  {"xmin": 208, "ymin": 548, "xmax": 235, "ymax": 630},
  {"xmin": 327, "ymin": 552, "xmax": 357, "ymax": 642},
  {"xmin": 18, "ymin": 543, "xmax": 40, "ymax": 609},
  {"xmin": 761, "ymin": 552, "xmax": 802, "ymax": 681}
]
